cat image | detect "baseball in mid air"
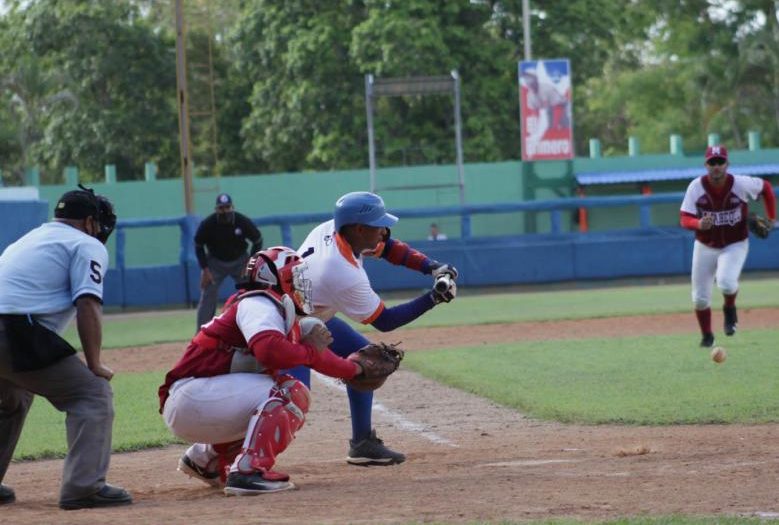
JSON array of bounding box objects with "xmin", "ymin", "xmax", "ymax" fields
[{"xmin": 710, "ymin": 346, "xmax": 727, "ymax": 364}]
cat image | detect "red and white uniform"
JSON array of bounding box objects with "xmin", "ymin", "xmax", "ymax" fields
[
  {"xmin": 159, "ymin": 290, "xmax": 357, "ymax": 445},
  {"xmin": 680, "ymin": 173, "xmax": 776, "ymax": 308}
]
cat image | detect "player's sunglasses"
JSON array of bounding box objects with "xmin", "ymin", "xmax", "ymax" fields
[{"xmin": 706, "ymin": 158, "xmax": 727, "ymax": 166}]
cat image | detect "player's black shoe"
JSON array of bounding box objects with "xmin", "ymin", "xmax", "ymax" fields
[
  {"xmin": 347, "ymin": 429, "xmax": 406, "ymax": 466},
  {"xmin": 223, "ymin": 471, "xmax": 295, "ymax": 496},
  {"xmin": 700, "ymin": 333, "xmax": 715, "ymax": 348},
  {"xmin": 0, "ymin": 484, "xmax": 15, "ymax": 505},
  {"xmin": 723, "ymin": 305, "xmax": 738, "ymax": 336},
  {"xmin": 178, "ymin": 453, "xmax": 222, "ymax": 487}
]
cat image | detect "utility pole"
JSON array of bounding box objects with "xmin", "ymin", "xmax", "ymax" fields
[
  {"xmin": 174, "ymin": 0, "xmax": 194, "ymax": 215},
  {"xmin": 522, "ymin": 0, "xmax": 532, "ymax": 60}
]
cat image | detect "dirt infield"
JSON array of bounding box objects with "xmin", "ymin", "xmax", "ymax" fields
[{"xmin": 3, "ymin": 308, "xmax": 779, "ymax": 524}]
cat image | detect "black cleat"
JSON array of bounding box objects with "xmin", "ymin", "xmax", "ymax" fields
[
  {"xmin": 723, "ymin": 305, "xmax": 738, "ymax": 336},
  {"xmin": 347, "ymin": 429, "xmax": 406, "ymax": 466},
  {"xmin": 700, "ymin": 333, "xmax": 715, "ymax": 348},
  {"xmin": 223, "ymin": 471, "xmax": 295, "ymax": 496},
  {"xmin": 0, "ymin": 485, "xmax": 15, "ymax": 505},
  {"xmin": 59, "ymin": 484, "xmax": 132, "ymax": 510},
  {"xmin": 178, "ymin": 454, "xmax": 222, "ymax": 487}
]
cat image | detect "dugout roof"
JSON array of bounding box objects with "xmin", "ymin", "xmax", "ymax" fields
[{"xmin": 575, "ymin": 163, "xmax": 779, "ymax": 185}]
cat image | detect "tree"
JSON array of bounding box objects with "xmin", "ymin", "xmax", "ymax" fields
[{"xmin": 1, "ymin": 1, "xmax": 179, "ymax": 180}]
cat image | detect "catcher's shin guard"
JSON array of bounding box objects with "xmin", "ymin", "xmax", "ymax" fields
[{"xmin": 233, "ymin": 376, "xmax": 310, "ymax": 477}]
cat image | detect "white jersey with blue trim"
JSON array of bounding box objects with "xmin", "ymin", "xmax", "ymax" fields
[
  {"xmin": 297, "ymin": 219, "xmax": 383, "ymax": 324},
  {"xmin": 0, "ymin": 221, "xmax": 109, "ymax": 333}
]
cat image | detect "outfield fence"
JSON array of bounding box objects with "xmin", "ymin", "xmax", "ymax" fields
[{"xmin": 106, "ymin": 189, "xmax": 779, "ymax": 308}]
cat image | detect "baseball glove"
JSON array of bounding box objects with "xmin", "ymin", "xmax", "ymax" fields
[
  {"xmin": 748, "ymin": 213, "xmax": 772, "ymax": 239},
  {"xmin": 345, "ymin": 343, "xmax": 404, "ymax": 392}
]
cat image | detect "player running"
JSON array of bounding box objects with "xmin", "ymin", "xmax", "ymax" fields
[
  {"xmin": 291, "ymin": 191, "xmax": 458, "ymax": 466},
  {"xmin": 680, "ymin": 145, "xmax": 776, "ymax": 347}
]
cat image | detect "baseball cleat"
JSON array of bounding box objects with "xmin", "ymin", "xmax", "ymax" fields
[
  {"xmin": 347, "ymin": 429, "xmax": 406, "ymax": 466},
  {"xmin": 723, "ymin": 306, "xmax": 738, "ymax": 336},
  {"xmin": 178, "ymin": 454, "xmax": 222, "ymax": 487},
  {"xmin": 700, "ymin": 333, "xmax": 715, "ymax": 348},
  {"xmin": 223, "ymin": 471, "xmax": 295, "ymax": 496}
]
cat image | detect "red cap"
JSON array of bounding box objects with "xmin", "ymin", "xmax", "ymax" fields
[{"xmin": 705, "ymin": 145, "xmax": 728, "ymax": 161}]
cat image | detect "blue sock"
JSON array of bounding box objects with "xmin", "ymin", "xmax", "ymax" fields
[{"xmin": 326, "ymin": 317, "xmax": 373, "ymax": 441}]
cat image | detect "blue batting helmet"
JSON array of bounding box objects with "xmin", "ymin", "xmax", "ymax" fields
[{"xmin": 333, "ymin": 192, "xmax": 398, "ymax": 231}]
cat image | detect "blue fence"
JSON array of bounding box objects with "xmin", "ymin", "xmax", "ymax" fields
[{"xmin": 106, "ymin": 189, "xmax": 779, "ymax": 308}]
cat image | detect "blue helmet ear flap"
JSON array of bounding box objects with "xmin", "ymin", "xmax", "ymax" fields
[{"xmin": 333, "ymin": 192, "xmax": 398, "ymax": 231}]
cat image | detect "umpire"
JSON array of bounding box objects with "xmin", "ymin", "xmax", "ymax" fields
[
  {"xmin": 194, "ymin": 193, "xmax": 262, "ymax": 330},
  {"xmin": 0, "ymin": 186, "xmax": 132, "ymax": 509}
]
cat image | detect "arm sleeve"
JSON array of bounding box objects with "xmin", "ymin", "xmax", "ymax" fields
[
  {"xmin": 371, "ymin": 292, "xmax": 436, "ymax": 332},
  {"xmin": 761, "ymin": 180, "xmax": 777, "ymax": 220},
  {"xmin": 194, "ymin": 219, "xmax": 208, "ymax": 269},
  {"xmin": 248, "ymin": 330, "xmax": 358, "ymax": 379},
  {"xmin": 239, "ymin": 214, "xmax": 263, "ymax": 253},
  {"xmin": 70, "ymin": 240, "xmax": 109, "ymax": 304},
  {"xmin": 380, "ymin": 237, "xmax": 435, "ymax": 274},
  {"xmin": 679, "ymin": 212, "xmax": 700, "ymax": 231}
]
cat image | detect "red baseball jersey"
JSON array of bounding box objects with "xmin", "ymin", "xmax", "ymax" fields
[
  {"xmin": 680, "ymin": 173, "xmax": 765, "ymax": 248},
  {"xmin": 158, "ymin": 290, "xmax": 300, "ymax": 410}
]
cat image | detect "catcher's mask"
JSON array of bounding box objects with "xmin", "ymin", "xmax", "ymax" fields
[
  {"xmin": 242, "ymin": 246, "xmax": 312, "ymax": 315},
  {"xmin": 54, "ymin": 184, "xmax": 117, "ymax": 244}
]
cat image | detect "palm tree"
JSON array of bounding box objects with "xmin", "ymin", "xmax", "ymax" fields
[{"xmin": 1, "ymin": 56, "xmax": 77, "ymax": 184}]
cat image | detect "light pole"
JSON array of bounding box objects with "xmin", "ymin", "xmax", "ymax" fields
[{"xmin": 522, "ymin": 0, "xmax": 532, "ymax": 60}]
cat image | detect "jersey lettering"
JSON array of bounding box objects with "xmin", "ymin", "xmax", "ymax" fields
[
  {"xmin": 300, "ymin": 247, "xmax": 314, "ymax": 258},
  {"xmin": 702, "ymin": 208, "xmax": 742, "ymax": 227},
  {"xmin": 89, "ymin": 260, "xmax": 102, "ymax": 284}
]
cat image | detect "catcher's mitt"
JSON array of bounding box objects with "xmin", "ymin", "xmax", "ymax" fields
[
  {"xmin": 748, "ymin": 213, "xmax": 772, "ymax": 239},
  {"xmin": 345, "ymin": 343, "xmax": 404, "ymax": 392}
]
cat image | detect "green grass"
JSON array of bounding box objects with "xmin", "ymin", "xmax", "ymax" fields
[
  {"xmin": 404, "ymin": 328, "xmax": 779, "ymax": 425},
  {"xmin": 65, "ymin": 277, "xmax": 779, "ymax": 349},
  {"xmin": 13, "ymin": 371, "xmax": 179, "ymax": 460},
  {"xmin": 15, "ymin": 277, "xmax": 779, "ymax": 460}
]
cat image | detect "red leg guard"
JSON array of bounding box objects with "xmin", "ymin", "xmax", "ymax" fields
[{"xmin": 233, "ymin": 377, "xmax": 310, "ymax": 477}]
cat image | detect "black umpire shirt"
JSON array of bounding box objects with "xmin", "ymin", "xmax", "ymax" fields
[{"xmin": 194, "ymin": 212, "xmax": 262, "ymax": 268}]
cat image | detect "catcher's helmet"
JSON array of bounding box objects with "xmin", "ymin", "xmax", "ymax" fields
[
  {"xmin": 244, "ymin": 246, "xmax": 312, "ymax": 315},
  {"xmin": 333, "ymin": 192, "xmax": 398, "ymax": 232}
]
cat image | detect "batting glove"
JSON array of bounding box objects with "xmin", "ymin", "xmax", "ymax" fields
[{"xmin": 430, "ymin": 262, "xmax": 458, "ymax": 280}]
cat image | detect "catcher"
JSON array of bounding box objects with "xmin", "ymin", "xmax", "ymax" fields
[
  {"xmin": 680, "ymin": 145, "xmax": 776, "ymax": 347},
  {"xmin": 158, "ymin": 246, "xmax": 402, "ymax": 496}
]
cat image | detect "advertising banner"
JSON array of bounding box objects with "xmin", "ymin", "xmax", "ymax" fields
[{"xmin": 519, "ymin": 59, "xmax": 574, "ymax": 161}]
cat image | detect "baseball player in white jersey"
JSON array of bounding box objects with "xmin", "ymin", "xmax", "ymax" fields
[
  {"xmin": 159, "ymin": 247, "xmax": 365, "ymax": 495},
  {"xmin": 680, "ymin": 145, "xmax": 776, "ymax": 347},
  {"xmin": 0, "ymin": 186, "xmax": 132, "ymax": 509},
  {"xmin": 292, "ymin": 191, "xmax": 458, "ymax": 466}
]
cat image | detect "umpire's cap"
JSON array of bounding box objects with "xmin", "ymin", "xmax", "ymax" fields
[
  {"xmin": 333, "ymin": 191, "xmax": 398, "ymax": 231},
  {"xmin": 55, "ymin": 188, "xmax": 101, "ymax": 220},
  {"xmin": 55, "ymin": 185, "xmax": 117, "ymax": 243}
]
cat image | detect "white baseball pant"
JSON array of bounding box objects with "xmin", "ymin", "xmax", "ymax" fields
[
  {"xmin": 691, "ymin": 238, "xmax": 748, "ymax": 309},
  {"xmin": 162, "ymin": 373, "xmax": 274, "ymax": 444}
]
